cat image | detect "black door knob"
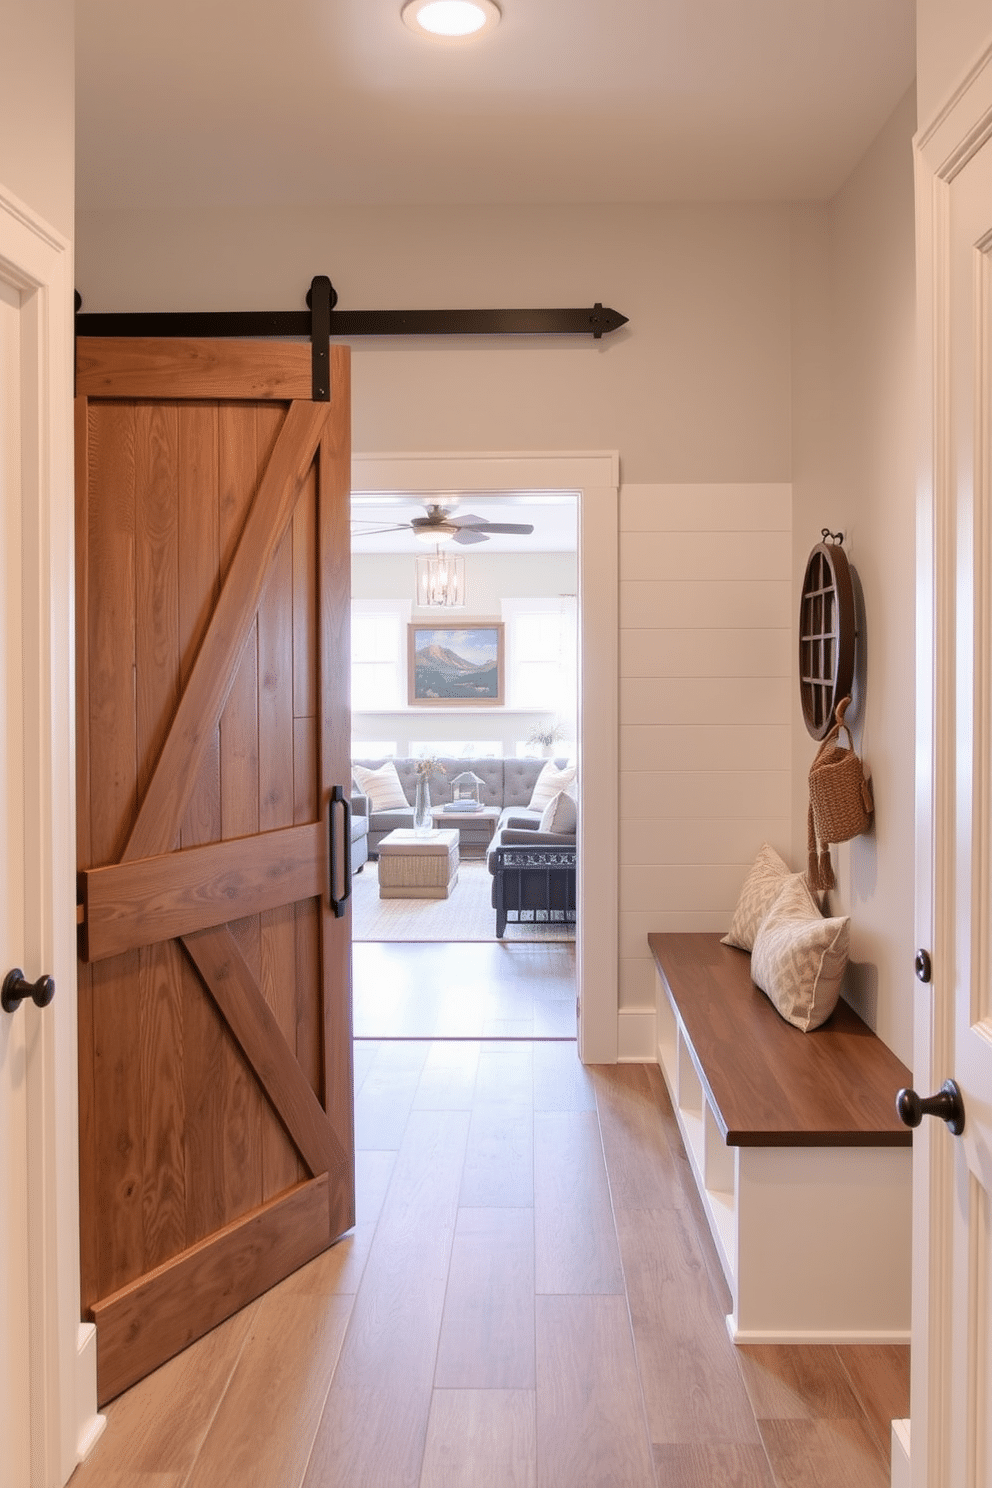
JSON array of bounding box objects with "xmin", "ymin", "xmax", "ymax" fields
[
  {"xmin": 2, "ymin": 968, "xmax": 56, "ymax": 1015},
  {"xmin": 896, "ymin": 1078, "xmax": 965, "ymax": 1136}
]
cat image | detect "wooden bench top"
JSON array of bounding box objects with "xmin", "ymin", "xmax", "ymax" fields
[{"xmin": 648, "ymin": 932, "xmax": 913, "ymax": 1149}]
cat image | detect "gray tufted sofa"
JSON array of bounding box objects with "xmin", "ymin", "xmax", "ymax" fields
[{"xmin": 352, "ymin": 756, "xmax": 573, "ymax": 858}]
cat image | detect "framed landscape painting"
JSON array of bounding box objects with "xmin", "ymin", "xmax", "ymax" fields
[{"xmin": 408, "ymin": 622, "xmax": 504, "ymax": 706}]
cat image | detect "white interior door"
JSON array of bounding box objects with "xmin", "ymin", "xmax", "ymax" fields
[
  {"xmin": 0, "ymin": 273, "xmax": 31, "ymax": 1488},
  {"xmin": 0, "ymin": 181, "xmax": 100, "ymax": 1486},
  {"xmin": 915, "ymin": 69, "xmax": 992, "ymax": 1488}
]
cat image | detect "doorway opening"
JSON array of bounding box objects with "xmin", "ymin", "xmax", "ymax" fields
[
  {"xmin": 349, "ymin": 450, "xmax": 620, "ymax": 1065},
  {"xmin": 350, "ymin": 486, "xmax": 579, "ymax": 1042}
]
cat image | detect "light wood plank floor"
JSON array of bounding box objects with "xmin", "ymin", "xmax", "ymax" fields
[
  {"xmin": 69, "ymin": 1046, "xmax": 908, "ymax": 1488},
  {"xmin": 354, "ymin": 940, "xmax": 577, "ymax": 1040}
]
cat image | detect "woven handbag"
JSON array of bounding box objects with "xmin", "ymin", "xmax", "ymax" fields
[{"xmin": 807, "ymin": 696, "xmax": 874, "ymax": 890}]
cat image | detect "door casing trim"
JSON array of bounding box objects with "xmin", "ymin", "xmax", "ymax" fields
[{"xmin": 352, "ymin": 450, "xmax": 620, "ymax": 1063}]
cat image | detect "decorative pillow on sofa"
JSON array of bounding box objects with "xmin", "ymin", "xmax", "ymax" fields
[
  {"xmin": 750, "ymin": 874, "xmax": 850, "ymax": 1032},
  {"xmin": 528, "ymin": 761, "xmax": 576, "ymax": 812},
  {"xmin": 538, "ymin": 790, "xmax": 577, "ymax": 835},
  {"xmin": 352, "ymin": 761, "xmax": 410, "ymax": 813},
  {"xmin": 721, "ymin": 842, "xmax": 792, "ymax": 952}
]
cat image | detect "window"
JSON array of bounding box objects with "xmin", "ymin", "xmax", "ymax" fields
[
  {"xmin": 502, "ymin": 597, "xmax": 577, "ymax": 720},
  {"xmin": 351, "ymin": 608, "xmax": 404, "ymax": 710}
]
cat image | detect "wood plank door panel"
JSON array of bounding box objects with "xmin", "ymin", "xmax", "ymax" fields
[{"xmin": 75, "ymin": 341, "xmax": 353, "ymax": 1405}]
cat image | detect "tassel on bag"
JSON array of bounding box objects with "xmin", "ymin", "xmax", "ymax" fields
[{"xmin": 806, "ymin": 696, "xmax": 874, "ymax": 891}]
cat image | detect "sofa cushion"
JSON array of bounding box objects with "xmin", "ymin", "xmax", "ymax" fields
[
  {"xmin": 539, "ymin": 790, "xmax": 577, "ymax": 835},
  {"xmin": 528, "ymin": 760, "xmax": 576, "ymax": 812},
  {"xmin": 353, "ymin": 761, "xmax": 410, "ymax": 813}
]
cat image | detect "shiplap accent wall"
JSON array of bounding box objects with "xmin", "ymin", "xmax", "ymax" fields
[{"xmin": 619, "ymin": 483, "xmax": 793, "ymax": 1016}]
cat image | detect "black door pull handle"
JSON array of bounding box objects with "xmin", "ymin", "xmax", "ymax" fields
[
  {"xmin": 896, "ymin": 1079, "xmax": 965, "ymax": 1136},
  {"xmin": 2, "ymin": 968, "xmax": 56, "ymax": 1014},
  {"xmin": 328, "ymin": 785, "xmax": 352, "ymax": 919}
]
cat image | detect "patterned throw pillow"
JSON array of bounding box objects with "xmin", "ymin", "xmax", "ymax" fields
[
  {"xmin": 750, "ymin": 875, "xmax": 850, "ymax": 1032},
  {"xmin": 538, "ymin": 790, "xmax": 577, "ymax": 835},
  {"xmin": 721, "ymin": 843, "xmax": 792, "ymax": 951},
  {"xmin": 352, "ymin": 761, "xmax": 410, "ymax": 813},
  {"xmin": 528, "ymin": 761, "xmax": 576, "ymax": 812}
]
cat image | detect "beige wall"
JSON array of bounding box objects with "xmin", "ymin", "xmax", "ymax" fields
[
  {"xmin": 917, "ymin": 0, "xmax": 992, "ymax": 128},
  {"xmin": 75, "ymin": 202, "xmax": 794, "ymax": 486},
  {"xmin": 791, "ymin": 86, "xmax": 917, "ymax": 1065},
  {"xmin": 0, "ymin": 0, "xmax": 74, "ymax": 237},
  {"xmin": 76, "ymin": 139, "xmax": 917, "ymax": 1052}
]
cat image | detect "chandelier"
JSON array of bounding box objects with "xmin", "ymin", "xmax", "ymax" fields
[{"xmin": 415, "ymin": 546, "xmax": 466, "ymax": 607}]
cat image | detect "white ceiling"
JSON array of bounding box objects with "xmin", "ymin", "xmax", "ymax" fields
[
  {"xmin": 351, "ymin": 491, "xmax": 577, "ymax": 554},
  {"xmin": 75, "ymin": 0, "xmax": 916, "ymax": 212}
]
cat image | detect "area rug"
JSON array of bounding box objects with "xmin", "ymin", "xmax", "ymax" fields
[{"xmin": 351, "ymin": 857, "xmax": 575, "ymax": 943}]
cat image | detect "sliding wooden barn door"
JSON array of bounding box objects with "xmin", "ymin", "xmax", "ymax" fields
[{"xmin": 74, "ymin": 339, "xmax": 354, "ymax": 1404}]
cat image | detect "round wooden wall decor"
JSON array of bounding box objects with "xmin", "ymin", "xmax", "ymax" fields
[{"xmin": 798, "ymin": 532, "xmax": 856, "ymax": 739}]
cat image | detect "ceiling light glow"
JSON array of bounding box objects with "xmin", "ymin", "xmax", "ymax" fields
[{"xmin": 402, "ymin": 0, "xmax": 501, "ymax": 39}]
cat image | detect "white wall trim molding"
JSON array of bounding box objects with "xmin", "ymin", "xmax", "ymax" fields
[
  {"xmin": 617, "ymin": 1008, "xmax": 655, "ymax": 1063},
  {"xmin": 890, "ymin": 1418, "xmax": 911, "ymax": 1488},
  {"xmin": 352, "ymin": 450, "xmax": 621, "ymax": 1063},
  {"xmin": 912, "ymin": 47, "xmax": 992, "ymax": 1488},
  {"xmin": 0, "ymin": 180, "xmax": 101, "ymax": 1482},
  {"xmin": 916, "ymin": 37, "xmax": 992, "ymax": 177}
]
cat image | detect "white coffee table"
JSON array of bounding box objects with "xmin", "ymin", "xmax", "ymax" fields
[{"xmin": 377, "ymin": 827, "xmax": 459, "ymax": 900}]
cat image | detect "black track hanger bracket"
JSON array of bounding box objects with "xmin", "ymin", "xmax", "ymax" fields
[{"xmin": 75, "ymin": 280, "xmax": 630, "ymax": 403}]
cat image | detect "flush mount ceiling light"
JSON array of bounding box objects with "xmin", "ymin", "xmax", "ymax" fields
[{"xmin": 401, "ymin": 0, "xmax": 501, "ymax": 40}]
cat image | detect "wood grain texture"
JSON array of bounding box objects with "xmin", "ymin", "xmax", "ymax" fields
[
  {"xmin": 76, "ymin": 337, "xmax": 313, "ymax": 400},
  {"xmin": 459, "ymin": 1106, "xmax": 534, "ymax": 1208},
  {"xmin": 420, "ymin": 1390, "xmax": 537, "ymax": 1488},
  {"xmin": 592, "ymin": 1060, "xmax": 689, "ymax": 1211},
  {"xmin": 76, "ymin": 352, "xmax": 355, "ymax": 1398},
  {"xmin": 737, "ymin": 1343, "xmax": 864, "ymax": 1422},
  {"xmin": 180, "ymin": 925, "xmax": 346, "ymax": 1179},
  {"xmin": 648, "ymin": 933, "xmax": 913, "ymax": 1145},
  {"xmin": 331, "ymin": 1108, "xmax": 470, "ymax": 1393},
  {"xmin": 124, "ymin": 399, "xmax": 330, "ymax": 864},
  {"xmin": 434, "ymin": 1207, "xmax": 536, "ymax": 1388},
  {"xmin": 757, "ymin": 1417, "xmax": 890, "ymax": 1488},
  {"xmin": 67, "ymin": 1303, "xmax": 258, "ymax": 1485},
  {"xmin": 615, "ymin": 1204, "xmax": 762, "ymax": 1447},
  {"xmin": 536, "ymin": 1294, "xmax": 656, "ymax": 1488},
  {"xmin": 652, "ymin": 1443, "xmax": 776, "ymax": 1487},
  {"xmin": 80, "ymin": 822, "xmax": 325, "ymax": 961},
  {"xmin": 92, "ymin": 1176, "xmax": 331, "ymax": 1404},
  {"xmin": 533, "ymin": 1110, "xmax": 624, "ymax": 1294},
  {"xmin": 834, "ymin": 1345, "xmax": 910, "ymax": 1457},
  {"xmin": 183, "ymin": 1281, "xmax": 352, "ymax": 1488}
]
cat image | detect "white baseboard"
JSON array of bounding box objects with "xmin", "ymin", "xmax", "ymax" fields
[
  {"xmin": 617, "ymin": 1008, "xmax": 655, "ymax": 1061},
  {"xmin": 727, "ymin": 1317, "xmax": 911, "ymax": 1346},
  {"xmin": 890, "ymin": 1419, "xmax": 910, "ymax": 1488},
  {"xmin": 76, "ymin": 1323, "xmax": 105, "ymax": 1464}
]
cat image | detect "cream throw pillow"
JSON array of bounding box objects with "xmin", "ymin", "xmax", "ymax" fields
[
  {"xmin": 721, "ymin": 843, "xmax": 792, "ymax": 952},
  {"xmin": 538, "ymin": 790, "xmax": 577, "ymax": 835},
  {"xmin": 750, "ymin": 875, "xmax": 850, "ymax": 1032},
  {"xmin": 528, "ymin": 761, "xmax": 576, "ymax": 812},
  {"xmin": 352, "ymin": 761, "xmax": 410, "ymax": 813}
]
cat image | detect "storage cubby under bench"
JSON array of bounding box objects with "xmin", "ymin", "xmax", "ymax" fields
[{"xmin": 648, "ymin": 932, "xmax": 913, "ymax": 1344}]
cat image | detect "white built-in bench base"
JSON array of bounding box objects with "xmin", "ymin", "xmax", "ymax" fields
[{"xmin": 650, "ymin": 932, "xmax": 913, "ymax": 1345}]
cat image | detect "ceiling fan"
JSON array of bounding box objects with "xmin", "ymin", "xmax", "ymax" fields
[{"xmin": 353, "ymin": 502, "xmax": 535, "ymax": 546}]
